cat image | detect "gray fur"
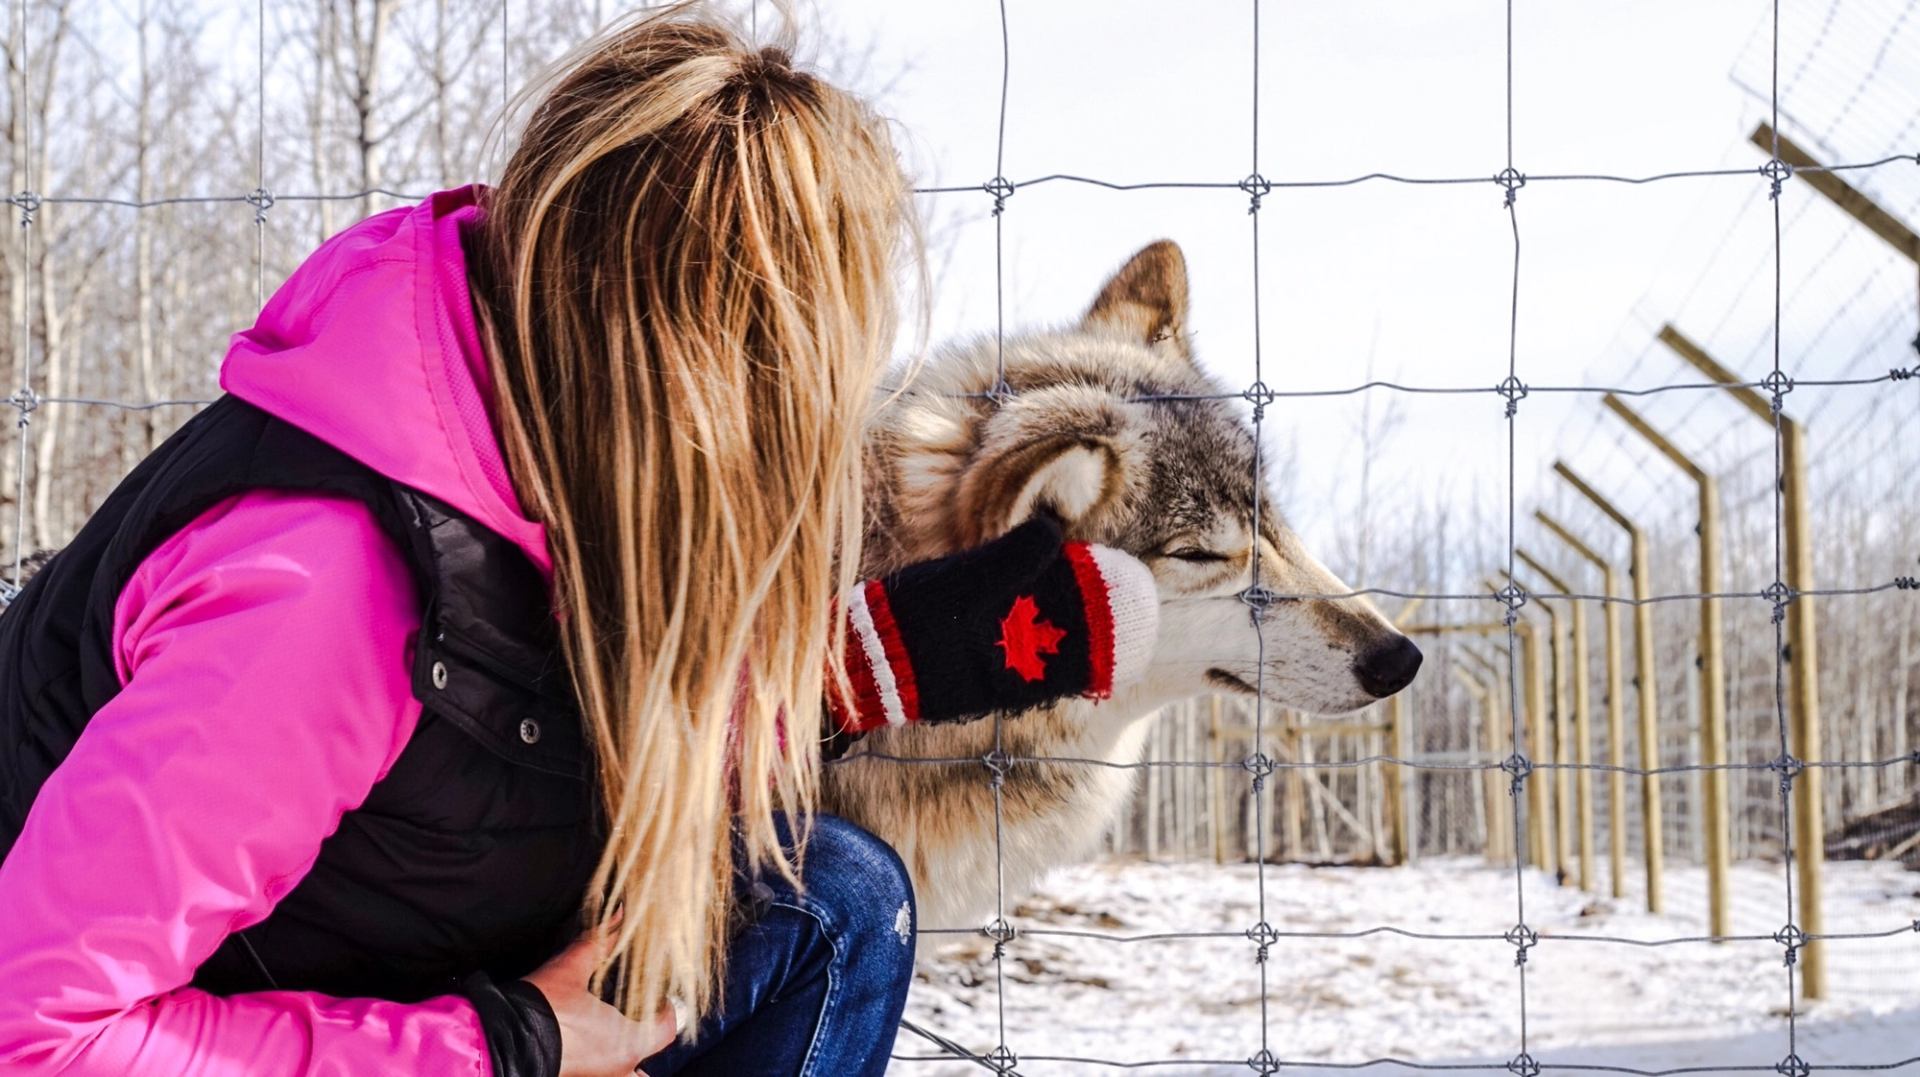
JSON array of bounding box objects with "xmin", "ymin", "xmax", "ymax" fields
[{"xmin": 824, "ymin": 242, "xmax": 1418, "ymax": 935}]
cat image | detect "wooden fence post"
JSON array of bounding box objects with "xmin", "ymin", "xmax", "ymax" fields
[
  {"xmin": 1750, "ymin": 123, "xmax": 1920, "ymax": 262},
  {"xmin": 1554, "ymin": 464, "xmax": 1666, "ymax": 914},
  {"xmin": 1537, "ymin": 511, "xmax": 1630, "ymax": 900},
  {"xmin": 1383, "ymin": 599, "xmax": 1424, "ymax": 865},
  {"xmin": 1483, "ymin": 587, "xmax": 1555, "ymax": 877},
  {"xmin": 1516, "ymin": 559, "xmax": 1580, "ymax": 888},
  {"xmin": 1521, "ymin": 621, "xmax": 1552, "ymax": 873},
  {"xmin": 1405, "ymin": 623, "xmax": 1533, "ymax": 865},
  {"xmin": 1210, "ymin": 697, "xmax": 1228, "ymax": 864},
  {"xmin": 1452, "ymin": 667, "xmax": 1493, "ymax": 861},
  {"xmin": 1601, "ymin": 393, "xmax": 1733, "ymax": 938},
  {"xmin": 1659, "ymin": 323, "xmax": 1826, "ymax": 996},
  {"xmin": 1518, "ymin": 548, "xmax": 1595, "ymax": 892},
  {"xmin": 1464, "ymin": 646, "xmax": 1515, "ymax": 866}
]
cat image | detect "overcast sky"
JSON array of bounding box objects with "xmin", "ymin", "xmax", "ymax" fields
[{"xmin": 780, "ymin": 0, "xmax": 1919, "ymax": 588}]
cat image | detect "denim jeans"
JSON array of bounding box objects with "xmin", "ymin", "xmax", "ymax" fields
[{"xmin": 641, "ymin": 814, "xmax": 917, "ymax": 1077}]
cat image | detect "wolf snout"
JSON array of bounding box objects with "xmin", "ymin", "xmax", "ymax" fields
[{"xmin": 1353, "ymin": 635, "xmax": 1423, "ymax": 698}]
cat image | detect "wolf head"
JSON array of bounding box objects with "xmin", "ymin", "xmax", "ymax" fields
[{"xmin": 864, "ymin": 240, "xmax": 1421, "ymax": 715}]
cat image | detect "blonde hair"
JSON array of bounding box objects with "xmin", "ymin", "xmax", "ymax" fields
[{"xmin": 467, "ymin": 7, "xmax": 909, "ymax": 1024}]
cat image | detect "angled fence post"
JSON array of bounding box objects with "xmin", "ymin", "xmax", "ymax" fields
[
  {"xmin": 1750, "ymin": 123, "xmax": 1920, "ymax": 263},
  {"xmin": 1486, "ymin": 578, "xmax": 1556, "ymax": 876},
  {"xmin": 1209, "ymin": 697, "xmax": 1228, "ymax": 865},
  {"xmin": 1518, "ymin": 548, "xmax": 1593, "ymax": 893},
  {"xmin": 1451, "ymin": 666, "xmax": 1497, "ymax": 864},
  {"xmin": 1519, "ymin": 621, "xmax": 1551, "ymax": 875},
  {"xmin": 1602, "ymin": 393, "xmax": 1732, "ymax": 939},
  {"xmin": 1463, "ymin": 646, "xmax": 1516, "ymax": 867},
  {"xmin": 1506, "ymin": 572, "xmax": 1571, "ymax": 885},
  {"xmin": 1406, "ymin": 623, "xmax": 1528, "ymax": 865},
  {"xmin": 1554, "ymin": 463, "xmax": 1665, "ymax": 914},
  {"xmin": 1659, "ymin": 322, "xmax": 1826, "ymax": 997},
  {"xmin": 1537, "ymin": 510, "xmax": 1629, "ymax": 900}
]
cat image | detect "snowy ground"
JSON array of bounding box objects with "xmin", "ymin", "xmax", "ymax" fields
[{"xmin": 891, "ymin": 857, "xmax": 1920, "ymax": 1075}]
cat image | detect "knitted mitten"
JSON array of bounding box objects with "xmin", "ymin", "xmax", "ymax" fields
[{"xmin": 827, "ymin": 516, "xmax": 1158, "ymax": 735}]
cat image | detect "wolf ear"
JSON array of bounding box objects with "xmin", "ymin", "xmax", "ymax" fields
[
  {"xmin": 1081, "ymin": 240, "xmax": 1192, "ymax": 363},
  {"xmin": 957, "ymin": 388, "xmax": 1150, "ymax": 546},
  {"xmin": 1003, "ymin": 439, "xmax": 1116, "ymax": 530}
]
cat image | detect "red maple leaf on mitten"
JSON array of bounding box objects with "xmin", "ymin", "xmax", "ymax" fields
[{"xmin": 997, "ymin": 594, "xmax": 1068, "ymax": 682}]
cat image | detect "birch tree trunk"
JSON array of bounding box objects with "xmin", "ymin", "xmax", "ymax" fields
[{"xmin": 133, "ymin": 0, "xmax": 157, "ymax": 461}]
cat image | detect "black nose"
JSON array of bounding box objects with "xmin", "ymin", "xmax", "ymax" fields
[{"xmin": 1354, "ymin": 635, "xmax": 1423, "ymax": 698}]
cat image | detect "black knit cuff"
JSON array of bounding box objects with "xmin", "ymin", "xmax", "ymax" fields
[{"xmin": 460, "ymin": 971, "xmax": 562, "ymax": 1077}]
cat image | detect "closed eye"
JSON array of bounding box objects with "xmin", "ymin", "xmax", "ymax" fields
[{"xmin": 1165, "ymin": 547, "xmax": 1229, "ymax": 563}]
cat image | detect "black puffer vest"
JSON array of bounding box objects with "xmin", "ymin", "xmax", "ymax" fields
[{"xmin": 0, "ymin": 395, "xmax": 602, "ymax": 1002}]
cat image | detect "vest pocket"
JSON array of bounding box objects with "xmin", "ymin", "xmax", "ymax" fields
[{"xmin": 412, "ymin": 620, "xmax": 588, "ymax": 780}]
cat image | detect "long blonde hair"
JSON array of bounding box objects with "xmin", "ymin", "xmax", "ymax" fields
[{"xmin": 467, "ymin": 7, "xmax": 908, "ymax": 1023}]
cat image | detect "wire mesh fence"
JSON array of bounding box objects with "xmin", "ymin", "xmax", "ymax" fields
[{"xmin": 0, "ymin": 0, "xmax": 1915, "ymax": 1074}]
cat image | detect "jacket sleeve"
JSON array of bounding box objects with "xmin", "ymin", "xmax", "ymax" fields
[{"xmin": 0, "ymin": 490, "xmax": 500, "ymax": 1076}]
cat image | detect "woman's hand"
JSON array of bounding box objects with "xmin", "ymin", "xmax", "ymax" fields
[
  {"xmin": 827, "ymin": 515, "xmax": 1159, "ymax": 734},
  {"xmin": 523, "ymin": 915, "xmax": 677, "ymax": 1077}
]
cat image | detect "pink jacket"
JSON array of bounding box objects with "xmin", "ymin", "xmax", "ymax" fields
[{"xmin": 0, "ymin": 188, "xmax": 533, "ymax": 1074}]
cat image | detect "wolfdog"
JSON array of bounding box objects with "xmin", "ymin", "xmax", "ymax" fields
[{"xmin": 822, "ymin": 240, "xmax": 1423, "ymax": 932}]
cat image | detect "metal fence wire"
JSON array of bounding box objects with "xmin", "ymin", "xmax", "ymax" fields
[{"xmin": 1, "ymin": 0, "xmax": 1917, "ymax": 1074}]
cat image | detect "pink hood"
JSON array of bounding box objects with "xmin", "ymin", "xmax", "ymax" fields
[{"xmin": 221, "ymin": 185, "xmax": 550, "ymax": 576}]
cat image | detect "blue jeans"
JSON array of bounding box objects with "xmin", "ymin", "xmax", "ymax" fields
[{"xmin": 641, "ymin": 814, "xmax": 916, "ymax": 1077}]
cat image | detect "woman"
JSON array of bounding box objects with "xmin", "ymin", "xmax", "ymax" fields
[{"xmin": 0, "ymin": 10, "xmax": 1157, "ymax": 1077}]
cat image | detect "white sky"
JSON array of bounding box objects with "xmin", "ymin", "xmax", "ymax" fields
[
  {"xmin": 787, "ymin": 0, "xmax": 1920, "ymax": 587},
  {"xmin": 159, "ymin": 0, "xmax": 1920, "ymax": 589}
]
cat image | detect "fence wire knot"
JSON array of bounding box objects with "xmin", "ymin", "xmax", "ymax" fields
[
  {"xmin": 1247, "ymin": 920, "xmax": 1280, "ymax": 963},
  {"xmin": 985, "ymin": 1044, "xmax": 1019, "ymax": 1075},
  {"xmin": 1505, "ymin": 923, "xmax": 1539, "ymax": 966},
  {"xmin": 1239, "ymin": 173, "xmax": 1272, "ymax": 213},
  {"xmin": 1759, "ymin": 369, "xmax": 1794, "ymax": 413},
  {"xmin": 8, "ymin": 387, "xmax": 41, "ymax": 416},
  {"xmin": 1247, "ymin": 1048, "xmax": 1281, "ymax": 1075},
  {"xmin": 1768, "ymin": 753, "xmax": 1804, "ymax": 794},
  {"xmin": 1240, "ymin": 584, "xmax": 1282, "ymax": 626},
  {"xmin": 1772, "ymin": 923, "xmax": 1806, "ymax": 966},
  {"xmin": 1775, "ymin": 1054, "xmax": 1811, "ymax": 1077},
  {"xmin": 1507, "ymin": 1052, "xmax": 1542, "ymax": 1077},
  {"xmin": 246, "ymin": 187, "xmax": 276, "ymax": 223},
  {"xmin": 1761, "ymin": 580, "xmax": 1795, "ymax": 623},
  {"xmin": 980, "ymin": 748, "xmax": 1012, "ymax": 789},
  {"xmin": 1760, "ymin": 158, "xmax": 1794, "ymax": 199},
  {"xmin": 8, "ymin": 387, "xmax": 40, "ymax": 430},
  {"xmin": 11, "ymin": 190, "xmax": 41, "ymax": 228},
  {"xmin": 1494, "ymin": 375, "xmax": 1528, "ymax": 418},
  {"xmin": 1241, "ymin": 379, "xmax": 1276, "ymax": 421},
  {"xmin": 1242, "ymin": 751, "xmax": 1276, "ymax": 792},
  {"xmin": 1500, "ymin": 752, "xmax": 1533, "ymax": 795},
  {"xmin": 1892, "ymin": 358, "xmax": 1917, "ymax": 377},
  {"xmin": 1491, "ymin": 582, "xmax": 1528, "ymax": 625},
  {"xmin": 982, "ymin": 916, "xmax": 1017, "ymax": 961},
  {"xmin": 981, "ymin": 176, "xmax": 1015, "ymax": 216},
  {"xmin": 1494, "ymin": 168, "xmax": 1526, "ymax": 207},
  {"xmin": 1894, "ymin": 575, "xmax": 1917, "ymax": 590}
]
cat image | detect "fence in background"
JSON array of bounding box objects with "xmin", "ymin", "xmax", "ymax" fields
[{"xmin": 1, "ymin": 0, "xmax": 1916, "ymax": 1074}]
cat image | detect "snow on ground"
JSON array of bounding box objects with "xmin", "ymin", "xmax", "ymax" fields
[{"xmin": 893, "ymin": 857, "xmax": 1920, "ymax": 1075}]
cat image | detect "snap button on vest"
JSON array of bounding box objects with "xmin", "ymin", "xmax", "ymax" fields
[
  {"xmin": 430, "ymin": 660, "xmax": 449, "ymax": 690},
  {"xmin": 519, "ymin": 718, "xmax": 541, "ymax": 744}
]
